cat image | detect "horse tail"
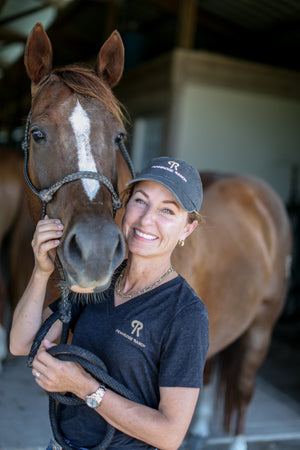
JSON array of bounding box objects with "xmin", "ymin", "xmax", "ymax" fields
[{"xmin": 216, "ymin": 338, "xmax": 244, "ymax": 434}]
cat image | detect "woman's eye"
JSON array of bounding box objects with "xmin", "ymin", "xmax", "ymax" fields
[
  {"xmin": 135, "ymin": 198, "xmax": 146, "ymax": 205},
  {"xmin": 31, "ymin": 129, "xmax": 46, "ymax": 143},
  {"xmin": 162, "ymin": 208, "xmax": 174, "ymax": 215}
]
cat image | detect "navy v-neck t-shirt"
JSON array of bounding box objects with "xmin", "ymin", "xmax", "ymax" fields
[{"xmin": 50, "ymin": 266, "xmax": 209, "ymax": 449}]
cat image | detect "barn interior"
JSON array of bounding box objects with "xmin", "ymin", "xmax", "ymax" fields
[
  {"xmin": 1, "ymin": 0, "xmax": 300, "ymax": 138},
  {"xmin": 0, "ymin": 1, "xmax": 300, "ymax": 448}
]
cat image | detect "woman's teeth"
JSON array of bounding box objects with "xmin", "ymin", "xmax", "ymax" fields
[{"xmin": 135, "ymin": 229, "xmax": 156, "ymax": 240}]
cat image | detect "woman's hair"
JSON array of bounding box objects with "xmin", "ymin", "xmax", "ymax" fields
[
  {"xmin": 121, "ymin": 185, "xmax": 205, "ymax": 227},
  {"xmin": 187, "ymin": 210, "xmax": 205, "ymax": 226}
]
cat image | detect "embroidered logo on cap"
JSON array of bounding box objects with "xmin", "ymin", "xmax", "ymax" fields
[
  {"xmin": 168, "ymin": 161, "xmax": 179, "ymax": 170},
  {"xmin": 151, "ymin": 163, "xmax": 187, "ymax": 182}
]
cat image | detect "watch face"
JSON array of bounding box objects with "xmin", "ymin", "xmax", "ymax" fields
[
  {"xmin": 86, "ymin": 397, "xmax": 99, "ymax": 408},
  {"xmin": 86, "ymin": 386, "xmax": 106, "ymax": 408}
]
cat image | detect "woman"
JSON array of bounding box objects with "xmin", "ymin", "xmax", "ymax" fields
[{"xmin": 10, "ymin": 157, "xmax": 209, "ymax": 450}]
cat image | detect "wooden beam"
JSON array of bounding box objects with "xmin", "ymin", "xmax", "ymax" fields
[
  {"xmin": 144, "ymin": 0, "xmax": 245, "ymax": 41},
  {"xmin": 104, "ymin": 0, "xmax": 119, "ymax": 38},
  {"xmin": 0, "ymin": 26, "xmax": 27, "ymax": 44},
  {"xmin": 142, "ymin": 0, "xmax": 178, "ymax": 15},
  {"xmin": 0, "ymin": 0, "xmax": 7, "ymax": 15},
  {"xmin": 176, "ymin": 0, "xmax": 197, "ymax": 48}
]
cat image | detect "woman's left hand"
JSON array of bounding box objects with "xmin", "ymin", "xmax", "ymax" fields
[{"xmin": 32, "ymin": 339, "xmax": 91, "ymax": 397}]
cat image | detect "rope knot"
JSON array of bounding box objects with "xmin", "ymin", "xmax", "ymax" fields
[
  {"xmin": 39, "ymin": 189, "xmax": 54, "ymax": 203},
  {"xmin": 113, "ymin": 198, "xmax": 123, "ymax": 210}
]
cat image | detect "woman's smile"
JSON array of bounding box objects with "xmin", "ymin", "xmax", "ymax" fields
[
  {"xmin": 134, "ymin": 228, "xmax": 157, "ymax": 241},
  {"xmin": 122, "ymin": 181, "xmax": 195, "ymax": 259}
]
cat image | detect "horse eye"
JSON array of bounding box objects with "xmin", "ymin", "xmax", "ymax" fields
[
  {"xmin": 31, "ymin": 129, "xmax": 46, "ymax": 143},
  {"xmin": 115, "ymin": 132, "xmax": 124, "ymax": 144}
]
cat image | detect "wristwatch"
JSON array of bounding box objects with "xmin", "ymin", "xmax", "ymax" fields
[{"xmin": 85, "ymin": 385, "xmax": 107, "ymax": 408}]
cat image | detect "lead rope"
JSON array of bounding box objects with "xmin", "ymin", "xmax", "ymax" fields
[{"xmin": 23, "ymin": 109, "xmax": 137, "ymax": 450}]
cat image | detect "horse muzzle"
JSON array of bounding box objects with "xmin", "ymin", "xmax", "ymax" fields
[{"xmin": 57, "ymin": 216, "xmax": 125, "ymax": 292}]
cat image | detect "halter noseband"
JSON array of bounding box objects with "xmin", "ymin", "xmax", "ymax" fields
[{"xmin": 22, "ymin": 109, "xmax": 135, "ymax": 219}]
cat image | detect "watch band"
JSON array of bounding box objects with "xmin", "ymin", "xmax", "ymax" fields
[{"xmin": 85, "ymin": 384, "xmax": 107, "ymax": 408}]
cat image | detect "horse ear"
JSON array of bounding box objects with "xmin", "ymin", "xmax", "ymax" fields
[
  {"xmin": 96, "ymin": 30, "xmax": 124, "ymax": 88},
  {"xmin": 24, "ymin": 22, "xmax": 53, "ymax": 87}
]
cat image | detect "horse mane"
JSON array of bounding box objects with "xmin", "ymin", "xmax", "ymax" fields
[{"xmin": 52, "ymin": 64, "xmax": 127, "ymax": 127}]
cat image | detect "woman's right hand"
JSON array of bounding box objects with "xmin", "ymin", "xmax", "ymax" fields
[{"xmin": 31, "ymin": 215, "xmax": 64, "ymax": 276}]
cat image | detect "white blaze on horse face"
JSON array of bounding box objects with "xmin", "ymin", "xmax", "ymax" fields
[{"xmin": 69, "ymin": 100, "xmax": 100, "ymax": 200}]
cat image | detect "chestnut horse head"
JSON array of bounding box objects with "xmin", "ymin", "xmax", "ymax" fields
[{"xmin": 23, "ymin": 23, "xmax": 132, "ymax": 293}]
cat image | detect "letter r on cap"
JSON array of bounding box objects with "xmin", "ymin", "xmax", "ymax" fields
[{"xmin": 168, "ymin": 161, "xmax": 179, "ymax": 170}]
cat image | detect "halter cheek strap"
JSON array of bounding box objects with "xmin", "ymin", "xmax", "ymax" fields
[{"xmin": 22, "ymin": 109, "xmax": 135, "ymax": 219}]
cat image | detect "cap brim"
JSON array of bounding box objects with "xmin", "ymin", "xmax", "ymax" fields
[{"xmin": 126, "ymin": 175, "xmax": 197, "ymax": 213}]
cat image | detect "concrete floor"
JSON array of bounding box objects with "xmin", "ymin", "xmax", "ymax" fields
[{"xmin": 0, "ymin": 327, "xmax": 299, "ymax": 450}]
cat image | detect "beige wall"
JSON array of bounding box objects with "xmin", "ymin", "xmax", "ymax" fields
[{"xmin": 172, "ymin": 82, "xmax": 300, "ymax": 201}]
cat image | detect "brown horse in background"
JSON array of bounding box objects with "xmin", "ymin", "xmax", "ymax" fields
[
  {"xmin": 172, "ymin": 172, "xmax": 292, "ymax": 449},
  {"xmin": 0, "ymin": 147, "xmax": 34, "ymax": 370},
  {"xmin": 23, "ymin": 23, "xmax": 292, "ymax": 450}
]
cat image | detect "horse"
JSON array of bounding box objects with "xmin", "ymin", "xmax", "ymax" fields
[
  {"xmin": 0, "ymin": 146, "xmax": 34, "ymax": 371},
  {"xmin": 172, "ymin": 172, "xmax": 292, "ymax": 449},
  {"xmin": 23, "ymin": 22, "xmax": 132, "ymax": 297},
  {"xmin": 23, "ymin": 23, "xmax": 292, "ymax": 450}
]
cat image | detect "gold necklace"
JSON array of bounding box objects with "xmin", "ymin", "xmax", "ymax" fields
[{"xmin": 115, "ymin": 265, "xmax": 174, "ymax": 299}]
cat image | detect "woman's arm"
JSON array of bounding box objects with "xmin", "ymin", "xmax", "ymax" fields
[
  {"xmin": 9, "ymin": 217, "xmax": 64, "ymax": 355},
  {"xmin": 95, "ymin": 385, "xmax": 199, "ymax": 450},
  {"xmin": 31, "ymin": 343, "xmax": 198, "ymax": 450}
]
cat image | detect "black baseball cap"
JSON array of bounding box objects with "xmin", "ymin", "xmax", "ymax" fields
[{"xmin": 126, "ymin": 157, "xmax": 203, "ymax": 212}]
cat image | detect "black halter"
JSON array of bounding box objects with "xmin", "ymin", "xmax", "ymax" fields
[{"xmin": 22, "ymin": 109, "xmax": 135, "ymax": 219}]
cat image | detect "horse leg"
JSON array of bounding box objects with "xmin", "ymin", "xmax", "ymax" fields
[
  {"xmin": 229, "ymin": 297, "xmax": 284, "ymax": 450},
  {"xmin": 188, "ymin": 359, "xmax": 216, "ymax": 449},
  {"xmin": 190, "ymin": 382, "xmax": 215, "ymax": 438}
]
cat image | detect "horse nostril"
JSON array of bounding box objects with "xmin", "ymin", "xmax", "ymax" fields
[{"xmin": 68, "ymin": 233, "xmax": 83, "ymax": 265}]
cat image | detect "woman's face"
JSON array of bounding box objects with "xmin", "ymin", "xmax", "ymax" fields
[{"xmin": 122, "ymin": 180, "xmax": 197, "ymax": 259}]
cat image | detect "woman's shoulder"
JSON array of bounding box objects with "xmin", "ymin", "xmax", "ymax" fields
[
  {"xmin": 173, "ymin": 274, "xmax": 204, "ymax": 301},
  {"xmin": 156, "ymin": 274, "xmax": 208, "ymax": 318}
]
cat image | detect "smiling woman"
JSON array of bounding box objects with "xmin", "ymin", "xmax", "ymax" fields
[
  {"xmin": 121, "ymin": 181, "xmax": 197, "ymax": 262},
  {"xmin": 10, "ymin": 155, "xmax": 209, "ymax": 450}
]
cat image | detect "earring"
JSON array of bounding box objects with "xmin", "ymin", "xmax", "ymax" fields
[{"xmin": 178, "ymin": 240, "xmax": 185, "ymax": 247}]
